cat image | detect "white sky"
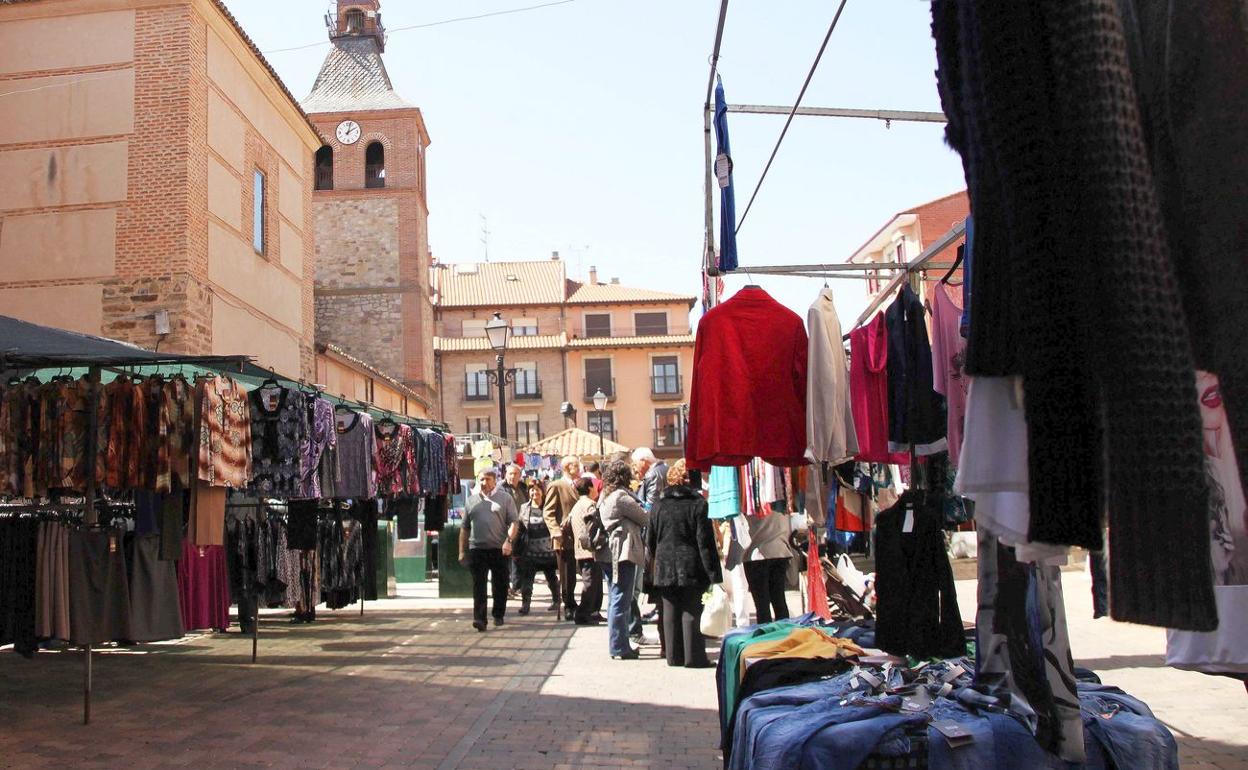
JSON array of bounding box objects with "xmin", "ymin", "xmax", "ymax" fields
[{"xmin": 224, "ymin": 0, "xmax": 968, "ymax": 326}]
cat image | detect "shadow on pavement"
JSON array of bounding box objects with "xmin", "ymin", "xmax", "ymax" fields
[{"xmin": 0, "ymin": 605, "xmax": 723, "ymax": 770}]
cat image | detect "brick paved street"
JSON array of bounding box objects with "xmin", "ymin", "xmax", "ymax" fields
[{"xmin": 1, "ymin": 571, "xmax": 1245, "ymax": 769}]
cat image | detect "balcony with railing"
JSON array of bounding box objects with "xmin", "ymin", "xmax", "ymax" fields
[
  {"xmin": 582, "ymin": 378, "xmax": 616, "ymax": 402},
  {"xmin": 570, "ymin": 324, "xmax": 693, "ymax": 340},
  {"xmin": 653, "ymin": 425, "xmax": 685, "ymax": 449},
  {"xmin": 650, "ymin": 373, "xmax": 684, "ymax": 401},
  {"xmin": 513, "ymin": 378, "xmax": 543, "ymax": 401},
  {"xmin": 587, "ymin": 427, "xmax": 619, "ymax": 444},
  {"xmin": 314, "ymin": 165, "xmax": 333, "ymax": 191},
  {"xmin": 463, "ymin": 379, "xmax": 492, "ymax": 403}
]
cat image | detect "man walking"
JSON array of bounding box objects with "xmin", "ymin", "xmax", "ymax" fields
[
  {"xmin": 630, "ymin": 448, "xmax": 667, "ymax": 641},
  {"xmin": 633, "ymin": 447, "xmax": 668, "ymax": 512},
  {"xmin": 501, "ymin": 464, "xmax": 528, "ymax": 595},
  {"xmin": 460, "ymin": 468, "xmax": 520, "ymax": 632},
  {"xmin": 543, "ymin": 455, "xmax": 582, "ymax": 621}
]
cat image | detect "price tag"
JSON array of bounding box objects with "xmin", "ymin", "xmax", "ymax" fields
[
  {"xmin": 715, "ymin": 153, "xmax": 732, "ymax": 188},
  {"xmin": 931, "ymin": 719, "xmax": 975, "ymax": 748},
  {"xmin": 108, "ymin": 535, "xmax": 117, "ymax": 554},
  {"xmin": 941, "ymin": 664, "xmax": 966, "ymax": 683},
  {"xmin": 902, "ymin": 509, "xmax": 915, "ymax": 533}
]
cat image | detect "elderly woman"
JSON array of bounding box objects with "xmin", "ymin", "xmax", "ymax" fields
[
  {"xmin": 597, "ymin": 458, "xmax": 650, "ymax": 660},
  {"xmin": 568, "ymin": 477, "xmax": 608, "ymax": 624},
  {"xmin": 646, "ymin": 459, "xmax": 722, "ymax": 667},
  {"xmin": 516, "ymin": 481, "xmax": 559, "ymax": 615}
]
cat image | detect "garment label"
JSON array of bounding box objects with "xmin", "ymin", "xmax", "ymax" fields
[
  {"xmin": 902, "ymin": 510, "xmax": 915, "ymax": 533},
  {"xmin": 108, "ymin": 535, "xmax": 117, "ymax": 554},
  {"xmin": 336, "ymin": 414, "xmax": 351, "ymax": 432},
  {"xmin": 715, "ymin": 153, "xmax": 732, "ymax": 188},
  {"xmin": 265, "ymin": 392, "xmax": 280, "ymax": 410},
  {"xmin": 941, "ymin": 664, "xmax": 966, "ymax": 683},
  {"xmin": 858, "ymin": 670, "xmax": 883, "ymax": 690},
  {"xmin": 198, "ymin": 546, "xmax": 205, "ymax": 558},
  {"xmin": 931, "ymin": 719, "xmax": 975, "ymax": 748}
]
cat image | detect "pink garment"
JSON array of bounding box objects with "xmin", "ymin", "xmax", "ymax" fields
[
  {"xmin": 177, "ymin": 539, "xmax": 230, "ymax": 631},
  {"xmin": 850, "ymin": 314, "xmax": 908, "ymax": 464},
  {"xmin": 806, "ymin": 536, "xmax": 831, "ymax": 620},
  {"xmin": 929, "ymin": 284, "xmax": 969, "ymax": 466}
]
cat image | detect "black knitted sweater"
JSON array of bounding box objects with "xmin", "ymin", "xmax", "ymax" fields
[{"xmin": 932, "ymin": 0, "xmax": 1216, "ymax": 631}]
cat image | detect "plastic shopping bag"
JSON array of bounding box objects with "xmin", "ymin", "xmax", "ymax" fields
[{"xmin": 701, "ymin": 585, "xmax": 731, "ymax": 638}]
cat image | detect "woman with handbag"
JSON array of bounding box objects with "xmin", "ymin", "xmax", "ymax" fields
[
  {"xmin": 647, "ymin": 459, "xmax": 722, "ymax": 667},
  {"xmin": 598, "ymin": 458, "xmax": 650, "ymax": 660},
  {"xmin": 516, "ymin": 481, "xmax": 559, "ymax": 615}
]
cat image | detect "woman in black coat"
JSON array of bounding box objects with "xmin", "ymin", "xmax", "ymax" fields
[{"xmin": 646, "ymin": 459, "xmax": 723, "ymax": 667}]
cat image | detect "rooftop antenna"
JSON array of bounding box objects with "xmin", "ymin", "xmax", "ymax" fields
[{"xmin": 480, "ymin": 214, "xmax": 491, "ymax": 262}]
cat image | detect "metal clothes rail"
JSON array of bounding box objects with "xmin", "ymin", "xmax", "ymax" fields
[{"xmin": 700, "ymin": 2, "xmax": 954, "ymax": 310}]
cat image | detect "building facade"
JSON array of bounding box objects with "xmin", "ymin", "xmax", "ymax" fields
[
  {"xmin": 846, "ymin": 190, "xmax": 969, "ymax": 305},
  {"xmin": 305, "ymin": 0, "xmax": 436, "ymax": 407},
  {"xmin": 0, "ymin": 0, "xmax": 320, "ymax": 378},
  {"xmin": 433, "ymin": 259, "xmax": 696, "ymax": 458}
]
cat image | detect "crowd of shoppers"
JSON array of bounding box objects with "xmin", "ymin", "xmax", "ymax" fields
[{"xmin": 458, "ymin": 448, "xmax": 796, "ymax": 669}]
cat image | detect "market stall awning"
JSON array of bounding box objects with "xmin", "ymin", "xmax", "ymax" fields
[
  {"xmin": 0, "ymin": 314, "xmax": 250, "ymax": 370},
  {"xmin": 523, "ymin": 427, "xmax": 629, "ymax": 459}
]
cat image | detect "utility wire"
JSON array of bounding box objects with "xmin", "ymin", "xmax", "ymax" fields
[
  {"xmin": 264, "ymin": 0, "xmax": 578, "ymax": 54},
  {"xmin": 734, "ymin": 0, "xmax": 849, "ymax": 236}
]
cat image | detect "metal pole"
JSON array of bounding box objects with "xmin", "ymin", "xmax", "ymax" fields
[
  {"xmin": 83, "ymin": 645, "xmax": 91, "ymax": 725},
  {"xmin": 597, "ymin": 412, "xmax": 605, "ymax": 458},
  {"xmin": 251, "ymin": 592, "xmax": 259, "ymax": 663},
  {"xmin": 496, "ymin": 354, "xmax": 508, "ymax": 441},
  {"xmin": 726, "ymin": 104, "xmax": 946, "ymax": 123},
  {"xmin": 83, "ymin": 364, "xmax": 101, "ymax": 725},
  {"xmin": 702, "ymin": 0, "xmax": 729, "ymax": 299}
]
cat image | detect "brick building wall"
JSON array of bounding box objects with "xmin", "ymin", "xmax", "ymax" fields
[
  {"xmin": 438, "ymin": 347, "xmax": 569, "ymax": 440},
  {"xmin": 0, "ymin": 0, "xmax": 319, "ymax": 378}
]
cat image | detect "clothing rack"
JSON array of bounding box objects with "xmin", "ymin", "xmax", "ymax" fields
[
  {"xmin": 698, "ymin": 1, "xmax": 955, "ymax": 308},
  {"xmin": 2, "ymin": 348, "xmax": 242, "ymax": 726},
  {"xmin": 245, "ymin": 364, "xmax": 450, "ymax": 432}
]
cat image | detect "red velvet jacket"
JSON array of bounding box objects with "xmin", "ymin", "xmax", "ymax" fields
[{"xmin": 686, "ymin": 288, "xmax": 808, "ymax": 471}]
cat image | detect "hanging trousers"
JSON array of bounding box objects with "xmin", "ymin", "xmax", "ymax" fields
[
  {"xmin": 743, "ymin": 558, "xmax": 791, "ymax": 624},
  {"xmin": 658, "ymin": 586, "xmax": 710, "ymax": 667}
]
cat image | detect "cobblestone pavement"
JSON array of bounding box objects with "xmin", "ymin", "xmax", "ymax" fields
[{"xmin": 1, "ymin": 572, "xmax": 1245, "ymax": 769}]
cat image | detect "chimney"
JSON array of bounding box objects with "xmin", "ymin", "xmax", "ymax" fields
[
  {"xmin": 588, "ymin": 266, "xmax": 598, "ymax": 285},
  {"xmin": 551, "ymin": 251, "xmax": 560, "ymax": 261},
  {"xmin": 610, "ymin": 277, "xmax": 620, "ymax": 285}
]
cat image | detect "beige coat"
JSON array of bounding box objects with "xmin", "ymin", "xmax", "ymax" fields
[
  {"xmin": 598, "ymin": 488, "xmax": 649, "ymax": 566},
  {"xmin": 568, "ymin": 496, "xmax": 609, "ymax": 562},
  {"xmin": 542, "ymin": 477, "xmax": 580, "ymax": 548},
  {"xmin": 806, "ymin": 288, "xmax": 859, "ymax": 464}
]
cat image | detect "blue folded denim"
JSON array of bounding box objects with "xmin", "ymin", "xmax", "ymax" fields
[{"xmin": 1079, "ymin": 684, "xmax": 1178, "ymax": 770}]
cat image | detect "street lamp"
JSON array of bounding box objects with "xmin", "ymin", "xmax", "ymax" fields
[
  {"xmin": 483, "ymin": 312, "xmax": 517, "ymax": 440},
  {"xmin": 592, "ymin": 387, "xmax": 608, "ymax": 457}
]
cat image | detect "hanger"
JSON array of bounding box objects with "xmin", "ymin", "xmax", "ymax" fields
[
  {"xmin": 258, "ymin": 374, "xmax": 281, "ymax": 390},
  {"xmin": 939, "ymin": 243, "xmax": 965, "ymax": 286}
]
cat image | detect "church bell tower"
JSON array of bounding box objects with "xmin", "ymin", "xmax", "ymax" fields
[{"xmin": 304, "ymin": 0, "xmax": 436, "ymax": 408}]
